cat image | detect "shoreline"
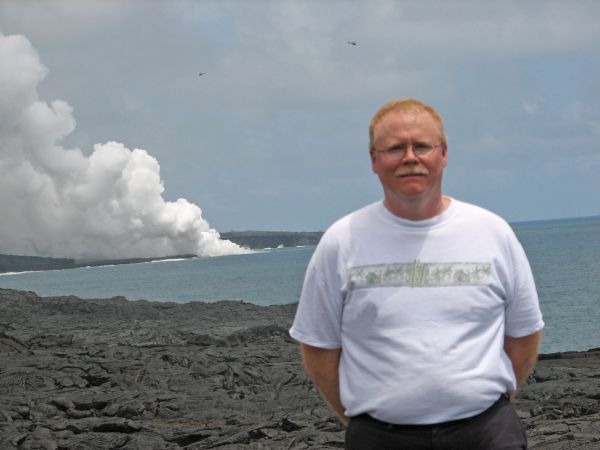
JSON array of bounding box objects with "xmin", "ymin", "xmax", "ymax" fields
[
  {"xmin": 1, "ymin": 289, "xmax": 599, "ymax": 449},
  {"xmin": 0, "ymin": 230, "xmax": 324, "ymax": 274},
  {"xmin": 0, "ymin": 254, "xmax": 198, "ymax": 275}
]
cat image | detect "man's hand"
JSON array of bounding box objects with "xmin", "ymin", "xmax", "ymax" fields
[
  {"xmin": 300, "ymin": 344, "xmax": 349, "ymax": 426},
  {"xmin": 504, "ymin": 331, "xmax": 542, "ymax": 399}
]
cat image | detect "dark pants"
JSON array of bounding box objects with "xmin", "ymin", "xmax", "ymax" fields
[{"xmin": 345, "ymin": 396, "xmax": 527, "ymax": 450}]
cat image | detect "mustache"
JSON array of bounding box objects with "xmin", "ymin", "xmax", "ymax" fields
[{"xmin": 394, "ymin": 167, "xmax": 428, "ymax": 177}]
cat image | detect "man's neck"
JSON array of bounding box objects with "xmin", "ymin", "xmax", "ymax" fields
[{"xmin": 383, "ymin": 195, "xmax": 450, "ymax": 221}]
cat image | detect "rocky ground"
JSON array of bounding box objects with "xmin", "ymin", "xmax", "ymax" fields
[{"xmin": 0, "ymin": 288, "xmax": 598, "ymax": 449}]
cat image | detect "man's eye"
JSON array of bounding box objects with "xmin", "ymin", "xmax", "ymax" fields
[
  {"xmin": 389, "ymin": 146, "xmax": 406, "ymax": 153},
  {"xmin": 414, "ymin": 144, "xmax": 430, "ymax": 151}
]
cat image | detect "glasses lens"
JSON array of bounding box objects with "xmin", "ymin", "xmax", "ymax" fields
[
  {"xmin": 413, "ymin": 145, "xmax": 432, "ymax": 156},
  {"xmin": 378, "ymin": 144, "xmax": 438, "ymax": 159},
  {"xmin": 386, "ymin": 146, "xmax": 407, "ymax": 159}
]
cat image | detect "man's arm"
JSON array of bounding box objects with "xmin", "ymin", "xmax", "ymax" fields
[
  {"xmin": 300, "ymin": 343, "xmax": 349, "ymax": 426},
  {"xmin": 504, "ymin": 331, "xmax": 542, "ymax": 399}
]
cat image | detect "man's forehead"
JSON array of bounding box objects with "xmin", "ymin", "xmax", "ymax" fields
[
  {"xmin": 374, "ymin": 110, "xmax": 437, "ymax": 137},
  {"xmin": 379, "ymin": 109, "xmax": 430, "ymax": 124}
]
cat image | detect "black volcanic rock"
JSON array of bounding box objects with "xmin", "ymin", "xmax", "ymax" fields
[{"xmin": 0, "ymin": 288, "xmax": 598, "ymax": 449}]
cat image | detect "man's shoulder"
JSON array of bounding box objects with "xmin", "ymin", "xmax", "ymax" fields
[
  {"xmin": 324, "ymin": 201, "xmax": 381, "ymax": 233},
  {"xmin": 454, "ymin": 199, "xmax": 508, "ymax": 223},
  {"xmin": 317, "ymin": 201, "xmax": 381, "ymax": 247},
  {"xmin": 453, "ymin": 199, "xmax": 513, "ymax": 233}
]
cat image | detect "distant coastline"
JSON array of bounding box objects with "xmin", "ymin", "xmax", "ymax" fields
[
  {"xmin": 0, "ymin": 253, "xmax": 197, "ymax": 275},
  {"xmin": 509, "ymin": 214, "xmax": 600, "ymax": 227},
  {"xmin": 220, "ymin": 230, "xmax": 322, "ymax": 249},
  {"xmin": 0, "ymin": 231, "xmax": 323, "ymax": 274}
]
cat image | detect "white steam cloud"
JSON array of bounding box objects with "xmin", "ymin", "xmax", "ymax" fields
[{"xmin": 0, "ymin": 33, "xmax": 247, "ymax": 260}]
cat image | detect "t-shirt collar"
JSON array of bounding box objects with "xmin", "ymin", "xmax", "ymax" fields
[{"xmin": 377, "ymin": 197, "xmax": 457, "ymax": 229}]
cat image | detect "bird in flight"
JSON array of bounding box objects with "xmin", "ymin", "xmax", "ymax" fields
[
  {"xmin": 198, "ymin": 72, "xmax": 206, "ymax": 76},
  {"xmin": 347, "ymin": 40, "xmax": 357, "ymax": 46}
]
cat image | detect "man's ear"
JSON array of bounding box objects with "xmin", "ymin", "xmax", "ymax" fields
[
  {"xmin": 370, "ymin": 150, "xmax": 377, "ymax": 173},
  {"xmin": 441, "ymin": 144, "xmax": 448, "ymax": 168}
]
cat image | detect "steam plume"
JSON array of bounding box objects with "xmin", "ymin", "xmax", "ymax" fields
[{"xmin": 0, "ymin": 33, "xmax": 247, "ymax": 260}]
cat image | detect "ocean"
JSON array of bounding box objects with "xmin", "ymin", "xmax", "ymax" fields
[{"xmin": 1, "ymin": 216, "xmax": 599, "ymax": 355}]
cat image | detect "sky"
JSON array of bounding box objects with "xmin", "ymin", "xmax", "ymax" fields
[{"xmin": 1, "ymin": 0, "xmax": 599, "ymax": 258}]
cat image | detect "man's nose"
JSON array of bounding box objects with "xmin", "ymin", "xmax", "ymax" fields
[{"xmin": 402, "ymin": 146, "xmax": 419, "ymax": 162}]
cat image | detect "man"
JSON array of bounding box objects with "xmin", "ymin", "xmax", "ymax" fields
[{"xmin": 289, "ymin": 98, "xmax": 543, "ymax": 449}]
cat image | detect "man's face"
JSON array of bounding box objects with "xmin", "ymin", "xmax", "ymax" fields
[{"xmin": 370, "ymin": 109, "xmax": 447, "ymax": 207}]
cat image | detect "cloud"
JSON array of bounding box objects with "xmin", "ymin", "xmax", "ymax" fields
[
  {"xmin": 0, "ymin": 1, "xmax": 131, "ymax": 43},
  {"xmin": 2, "ymin": 1, "xmax": 597, "ymax": 230},
  {"xmin": 0, "ymin": 32, "xmax": 247, "ymax": 259},
  {"xmin": 522, "ymin": 100, "xmax": 540, "ymax": 115},
  {"xmin": 356, "ymin": 1, "xmax": 600, "ymax": 55}
]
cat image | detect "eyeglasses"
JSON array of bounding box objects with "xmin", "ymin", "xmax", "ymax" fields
[{"xmin": 372, "ymin": 143, "xmax": 442, "ymax": 160}]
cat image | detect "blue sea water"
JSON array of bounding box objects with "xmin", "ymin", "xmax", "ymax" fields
[
  {"xmin": 510, "ymin": 216, "xmax": 600, "ymax": 354},
  {"xmin": 1, "ymin": 216, "xmax": 599, "ymax": 354}
]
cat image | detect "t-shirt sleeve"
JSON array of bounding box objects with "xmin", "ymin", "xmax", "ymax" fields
[
  {"xmin": 504, "ymin": 230, "xmax": 545, "ymax": 337},
  {"xmin": 289, "ymin": 234, "xmax": 344, "ymax": 349}
]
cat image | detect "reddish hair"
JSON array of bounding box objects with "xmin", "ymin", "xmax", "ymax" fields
[{"xmin": 369, "ymin": 98, "xmax": 447, "ymax": 151}]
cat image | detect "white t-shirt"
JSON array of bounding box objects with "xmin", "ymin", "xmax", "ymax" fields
[{"xmin": 290, "ymin": 199, "xmax": 544, "ymax": 425}]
